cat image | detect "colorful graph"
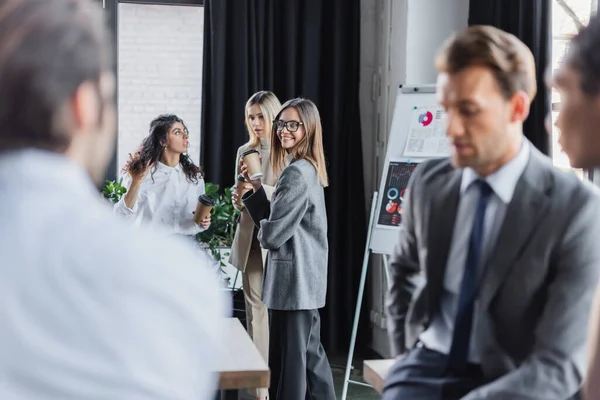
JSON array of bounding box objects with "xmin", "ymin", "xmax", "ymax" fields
[
  {"xmin": 377, "ymin": 161, "xmax": 417, "ymax": 227},
  {"xmin": 418, "ymin": 111, "xmax": 433, "ymax": 127}
]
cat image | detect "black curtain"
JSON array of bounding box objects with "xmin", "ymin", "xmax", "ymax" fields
[
  {"xmin": 201, "ymin": 0, "xmax": 369, "ymax": 356},
  {"xmin": 469, "ymin": 0, "xmax": 552, "ymax": 155}
]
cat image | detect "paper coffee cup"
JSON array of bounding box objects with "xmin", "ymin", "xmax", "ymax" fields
[
  {"xmin": 194, "ymin": 194, "xmax": 215, "ymax": 224},
  {"xmin": 241, "ymin": 149, "xmax": 263, "ymax": 180},
  {"xmin": 236, "ymin": 175, "xmax": 252, "ymax": 205}
]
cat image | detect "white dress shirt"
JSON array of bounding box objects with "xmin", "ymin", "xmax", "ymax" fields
[
  {"xmin": 114, "ymin": 162, "xmax": 206, "ymax": 236},
  {"xmin": 419, "ymin": 140, "xmax": 530, "ymax": 363},
  {"xmin": 0, "ymin": 149, "xmax": 228, "ymax": 399}
]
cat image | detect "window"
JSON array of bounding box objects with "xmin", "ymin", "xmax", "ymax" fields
[
  {"xmin": 551, "ymin": 0, "xmax": 597, "ymax": 176},
  {"xmin": 116, "ymin": 1, "xmax": 204, "ymax": 174}
]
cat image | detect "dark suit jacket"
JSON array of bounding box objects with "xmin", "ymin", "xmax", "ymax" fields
[{"xmin": 387, "ymin": 145, "xmax": 600, "ymax": 399}]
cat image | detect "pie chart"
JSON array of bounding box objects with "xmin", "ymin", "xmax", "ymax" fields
[{"xmin": 418, "ymin": 111, "xmax": 433, "ymax": 127}]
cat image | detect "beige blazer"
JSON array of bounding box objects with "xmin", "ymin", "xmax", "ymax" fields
[{"xmin": 228, "ymin": 140, "xmax": 277, "ymax": 272}]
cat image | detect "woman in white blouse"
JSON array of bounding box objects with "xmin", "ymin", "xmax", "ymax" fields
[{"xmin": 114, "ymin": 114, "xmax": 210, "ymax": 236}]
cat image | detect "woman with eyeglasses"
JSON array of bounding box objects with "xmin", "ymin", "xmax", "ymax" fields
[
  {"xmin": 114, "ymin": 114, "xmax": 211, "ymax": 236},
  {"xmin": 241, "ymin": 98, "xmax": 336, "ymax": 400},
  {"xmin": 229, "ymin": 91, "xmax": 281, "ymax": 400}
]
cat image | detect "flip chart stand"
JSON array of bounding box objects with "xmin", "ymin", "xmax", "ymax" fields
[{"xmin": 340, "ymin": 191, "xmax": 391, "ymax": 399}]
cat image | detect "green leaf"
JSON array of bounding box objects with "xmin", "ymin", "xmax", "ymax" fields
[
  {"xmin": 204, "ymin": 183, "xmax": 219, "ymax": 199},
  {"xmin": 196, "ymin": 181, "xmax": 240, "ymax": 262},
  {"xmin": 101, "ymin": 179, "xmax": 128, "ymax": 203}
]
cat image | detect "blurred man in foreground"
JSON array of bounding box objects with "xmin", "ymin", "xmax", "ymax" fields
[{"xmin": 0, "ymin": 0, "xmax": 227, "ymax": 398}]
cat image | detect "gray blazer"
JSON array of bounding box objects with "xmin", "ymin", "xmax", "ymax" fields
[
  {"xmin": 242, "ymin": 159, "xmax": 328, "ymax": 310},
  {"xmin": 387, "ymin": 146, "xmax": 600, "ymax": 399}
]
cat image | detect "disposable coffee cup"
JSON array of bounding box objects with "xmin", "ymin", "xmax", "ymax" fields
[
  {"xmin": 241, "ymin": 149, "xmax": 263, "ymax": 180},
  {"xmin": 194, "ymin": 194, "xmax": 215, "ymax": 224},
  {"xmin": 236, "ymin": 175, "xmax": 252, "ymax": 205}
]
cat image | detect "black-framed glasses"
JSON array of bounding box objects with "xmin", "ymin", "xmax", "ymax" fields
[{"xmin": 274, "ymin": 119, "xmax": 304, "ymax": 132}]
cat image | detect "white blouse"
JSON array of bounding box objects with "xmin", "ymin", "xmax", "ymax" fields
[{"xmin": 114, "ymin": 162, "xmax": 206, "ymax": 236}]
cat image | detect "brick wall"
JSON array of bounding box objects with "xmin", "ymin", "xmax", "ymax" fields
[{"xmin": 117, "ymin": 3, "xmax": 204, "ymax": 173}]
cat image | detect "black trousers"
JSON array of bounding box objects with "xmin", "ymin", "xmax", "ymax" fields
[
  {"xmin": 269, "ymin": 309, "xmax": 336, "ymax": 400},
  {"xmin": 382, "ymin": 346, "xmax": 485, "ymax": 400}
]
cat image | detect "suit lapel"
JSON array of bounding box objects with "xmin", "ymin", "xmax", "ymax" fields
[
  {"xmin": 479, "ymin": 150, "xmax": 553, "ymax": 307},
  {"xmin": 427, "ymin": 168, "xmax": 461, "ymax": 309}
]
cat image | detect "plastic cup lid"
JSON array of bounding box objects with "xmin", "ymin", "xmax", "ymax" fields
[
  {"xmin": 241, "ymin": 149, "xmax": 259, "ymax": 157},
  {"xmin": 198, "ymin": 194, "xmax": 215, "ymax": 206}
]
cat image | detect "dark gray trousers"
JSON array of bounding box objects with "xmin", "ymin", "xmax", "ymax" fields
[
  {"xmin": 383, "ymin": 346, "xmax": 582, "ymax": 400},
  {"xmin": 382, "ymin": 346, "xmax": 484, "ymax": 400},
  {"xmin": 269, "ymin": 309, "xmax": 336, "ymax": 400}
]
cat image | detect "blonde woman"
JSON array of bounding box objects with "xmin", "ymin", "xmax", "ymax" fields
[
  {"xmin": 241, "ymin": 98, "xmax": 336, "ymax": 400},
  {"xmin": 228, "ymin": 91, "xmax": 281, "ymax": 400}
]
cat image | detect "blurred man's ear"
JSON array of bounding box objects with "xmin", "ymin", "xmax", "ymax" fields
[
  {"xmin": 69, "ymin": 80, "xmax": 102, "ymax": 138},
  {"xmin": 510, "ymin": 91, "xmax": 531, "ymax": 123}
]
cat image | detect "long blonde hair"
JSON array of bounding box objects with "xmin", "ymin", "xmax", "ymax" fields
[
  {"xmin": 244, "ymin": 91, "xmax": 281, "ymax": 149},
  {"xmin": 271, "ymin": 98, "xmax": 329, "ymax": 187}
]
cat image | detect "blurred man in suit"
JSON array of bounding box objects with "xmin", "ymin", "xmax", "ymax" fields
[
  {"xmin": 0, "ymin": 0, "xmax": 228, "ymax": 398},
  {"xmin": 383, "ymin": 25, "xmax": 600, "ymax": 400},
  {"xmin": 549, "ymin": 14, "xmax": 600, "ymax": 400}
]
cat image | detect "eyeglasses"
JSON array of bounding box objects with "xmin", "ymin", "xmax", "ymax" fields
[{"xmin": 273, "ymin": 119, "xmax": 304, "ymax": 132}]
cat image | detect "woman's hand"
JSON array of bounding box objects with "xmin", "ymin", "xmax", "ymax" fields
[
  {"xmin": 231, "ymin": 186, "xmax": 240, "ymax": 204},
  {"xmin": 199, "ymin": 215, "xmax": 211, "ymax": 230},
  {"xmin": 127, "ymin": 152, "xmax": 151, "ymax": 184},
  {"xmin": 239, "ymin": 157, "xmax": 262, "ymax": 192}
]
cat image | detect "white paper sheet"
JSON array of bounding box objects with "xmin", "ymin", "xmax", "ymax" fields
[{"xmin": 402, "ymin": 106, "xmax": 450, "ymax": 158}]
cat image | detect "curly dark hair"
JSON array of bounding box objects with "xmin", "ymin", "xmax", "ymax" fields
[{"xmin": 123, "ymin": 114, "xmax": 203, "ymax": 184}]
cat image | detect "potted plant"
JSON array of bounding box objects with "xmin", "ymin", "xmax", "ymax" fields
[
  {"xmin": 196, "ymin": 183, "xmax": 241, "ymax": 289},
  {"xmin": 101, "ymin": 178, "xmax": 241, "ymax": 288},
  {"xmin": 102, "ymin": 178, "xmax": 127, "ymax": 204}
]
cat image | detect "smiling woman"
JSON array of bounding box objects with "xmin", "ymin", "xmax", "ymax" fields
[{"xmin": 239, "ymin": 98, "xmax": 335, "ymax": 400}]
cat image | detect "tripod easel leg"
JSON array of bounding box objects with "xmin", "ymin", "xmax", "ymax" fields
[
  {"xmin": 341, "ymin": 192, "xmax": 379, "ymax": 400},
  {"xmin": 382, "ymin": 255, "xmax": 391, "ymax": 289}
]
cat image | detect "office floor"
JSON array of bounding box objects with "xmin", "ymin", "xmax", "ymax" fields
[
  {"xmin": 330, "ymin": 357, "xmax": 381, "ymax": 400},
  {"xmin": 238, "ymin": 356, "xmax": 381, "ymax": 400},
  {"xmin": 231, "ymin": 295, "xmax": 381, "ymax": 399}
]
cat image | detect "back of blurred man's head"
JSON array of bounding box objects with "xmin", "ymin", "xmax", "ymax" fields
[{"xmin": 0, "ymin": 0, "xmax": 116, "ymax": 184}]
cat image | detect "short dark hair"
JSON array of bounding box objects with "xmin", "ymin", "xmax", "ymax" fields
[
  {"xmin": 565, "ymin": 14, "xmax": 600, "ymax": 96},
  {"xmin": 0, "ymin": 0, "xmax": 111, "ymax": 152},
  {"xmin": 435, "ymin": 25, "xmax": 537, "ymax": 101}
]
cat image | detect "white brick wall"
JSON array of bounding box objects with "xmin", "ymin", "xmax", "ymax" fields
[{"xmin": 117, "ymin": 3, "xmax": 204, "ymax": 172}]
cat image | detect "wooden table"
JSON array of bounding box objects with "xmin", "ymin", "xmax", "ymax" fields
[
  {"xmin": 363, "ymin": 359, "xmax": 395, "ymax": 394},
  {"xmin": 216, "ymin": 318, "xmax": 270, "ymax": 399}
]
